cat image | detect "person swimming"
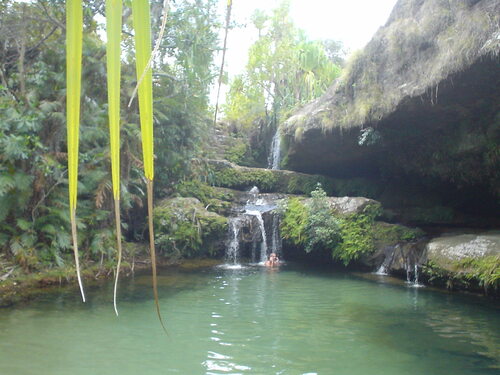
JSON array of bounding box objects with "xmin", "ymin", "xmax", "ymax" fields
[{"xmin": 265, "ymin": 252, "xmax": 280, "ymax": 267}]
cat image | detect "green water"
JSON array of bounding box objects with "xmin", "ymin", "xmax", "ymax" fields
[{"xmin": 0, "ymin": 264, "xmax": 498, "ymax": 375}]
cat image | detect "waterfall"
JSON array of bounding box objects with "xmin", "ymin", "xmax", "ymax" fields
[
  {"xmin": 226, "ymin": 218, "xmax": 241, "ymax": 265},
  {"xmin": 406, "ymin": 261, "xmax": 412, "ymax": 283},
  {"xmin": 405, "ymin": 261, "xmax": 424, "ymax": 287},
  {"xmin": 268, "ymin": 130, "xmax": 281, "ymax": 170},
  {"xmin": 375, "ymin": 244, "xmax": 398, "ymax": 275},
  {"xmin": 375, "ymin": 263, "xmax": 388, "ymax": 275},
  {"xmin": 224, "ymin": 186, "xmax": 282, "ymax": 266},
  {"xmin": 246, "ymin": 210, "xmax": 268, "ymax": 263},
  {"xmin": 270, "ymin": 214, "xmax": 282, "ymax": 257}
]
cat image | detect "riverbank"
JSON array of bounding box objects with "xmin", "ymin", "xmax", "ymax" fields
[{"xmin": 0, "ymin": 250, "xmax": 221, "ymax": 307}]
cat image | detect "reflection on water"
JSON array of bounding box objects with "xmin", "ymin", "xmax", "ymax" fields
[{"xmin": 0, "ymin": 263, "xmax": 498, "ymax": 375}]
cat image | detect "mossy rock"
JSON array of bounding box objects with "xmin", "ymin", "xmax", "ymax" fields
[
  {"xmin": 154, "ymin": 197, "xmax": 228, "ymax": 259},
  {"xmin": 372, "ymin": 221, "xmax": 424, "ymax": 245},
  {"xmin": 279, "ymin": 192, "xmax": 420, "ymax": 266},
  {"xmin": 207, "ymin": 159, "xmax": 337, "ymax": 195},
  {"xmin": 422, "ymin": 232, "xmax": 500, "ymax": 294}
]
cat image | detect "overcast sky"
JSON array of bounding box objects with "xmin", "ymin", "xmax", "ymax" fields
[{"xmin": 212, "ymin": 0, "xmax": 398, "ymax": 103}]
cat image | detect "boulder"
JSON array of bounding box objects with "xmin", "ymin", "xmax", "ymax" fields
[
  {"xmin": 324, "ymin": 196, "xmax": 379, "ymax": 216},
  {"xmin": 425, "ymin": 231, "xmax": 500, "ymax": 271},
  {"xmin": 419, "ymin": 231, "xmax": 500, "ymax": 293},
  {"xmin": 153, "ymin": 197, "xmax": 228, "ymax": 258}
]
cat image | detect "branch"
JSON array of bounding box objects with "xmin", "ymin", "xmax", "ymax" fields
[
  {"xmin": 37, "ymin": 2, "xmax": 65, "ymax": 31},
  {"xmin": 31, "ymin": 169, "xmax": 67, "ymax": 222}
]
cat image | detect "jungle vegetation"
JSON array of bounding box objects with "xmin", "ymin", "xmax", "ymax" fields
[
  {"xmin": 0, "ymin": 0, "xmax": 220, "ymax": 277},
  {"xmin": 221, "ymin": 0, "xmax": 345, "ymax": 166}
]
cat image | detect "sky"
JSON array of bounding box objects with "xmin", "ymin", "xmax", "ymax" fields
[{"xmin": 212, "ymin": 0, "xmax": 398, "ymax": 104}]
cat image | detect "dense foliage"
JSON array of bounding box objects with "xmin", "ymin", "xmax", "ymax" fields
[
  {"xmin": 0, "ymin": 0, "xmax": 220, "ymax": 271},
  {"xmin": 280, "ymin": 185, "xmax": 342, "ymax": 257},
  {"xmin": 280, "ymin": 185, "xmax": 386, "ymax": 265},
  {"xmin": 153, "ymin": 197, "xmax": 227, "ymax": 259}
]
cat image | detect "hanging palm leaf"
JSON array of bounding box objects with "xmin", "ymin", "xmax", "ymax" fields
[
  {"xmin": 105, "ymin": 0, "xmax": 123, "ymax": 316},
  {"xmin": 66, "ymin": 0, "xmax": 85, "ymax": 302},
  {"xmin": 131, "ymin": 0, "xmax": 167, "ymax": 333}
]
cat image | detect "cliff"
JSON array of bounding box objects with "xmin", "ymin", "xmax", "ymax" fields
[{"xmin": 282, "ymin": 0, "xmax": 500, "ymax": 226}]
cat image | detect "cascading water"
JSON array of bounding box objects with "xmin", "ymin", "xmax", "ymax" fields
[
  {"xmin": 405, "ymin": 261, "xmax": 424, "ymax": 287},
  {"xmin": 223, "ymin": 186, "xmax": 282, "ymax": 266},
  {"xmin": 246, "ymin": 210, "xmax": 268, "ymax": 263},
  {"xmin": 270, "ymin": 214, "xmax": 282, "ymax": 257},
  {"xmin": 268, "ymin": 129, "xmax": 281, "ymax": 170},
  {"xmin": 375, "ymin": 244, "xmax": 398, "ymax": 275},
  {"xmin": 226, "ymin": 218, "xmax": 242, "ymax": 265}
]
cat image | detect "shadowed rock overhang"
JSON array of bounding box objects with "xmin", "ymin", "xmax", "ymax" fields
[{"xmin": 282, "ymin": 0, "xmax": 500, "ymax": 223}]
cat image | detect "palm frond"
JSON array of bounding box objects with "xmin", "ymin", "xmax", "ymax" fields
[
  {"xmin": 66, "ymin": 0, "xmax": 85, "ymax": 302},
  {"xmin": 132, "ymin": 0, "xmax": 167, "ymax": 334}
]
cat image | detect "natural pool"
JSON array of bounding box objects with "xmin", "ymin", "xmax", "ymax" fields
[{"xmin": 0, "ymin": 263, "xmax": 498, "ymax": 375}]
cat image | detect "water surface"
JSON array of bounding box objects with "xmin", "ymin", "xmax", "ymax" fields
[{"xmin": 0, "ymin": 264, "xmax": 498, "ymax": 375}]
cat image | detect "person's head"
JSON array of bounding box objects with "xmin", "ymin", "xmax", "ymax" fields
[{"xmin": 270, "ymin": 253, "xmax": 277, "ymax": 259}]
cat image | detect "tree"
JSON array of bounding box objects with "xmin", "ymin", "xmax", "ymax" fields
[
  {"xmin": 0, "ymin": 0, "xmax": 220, "ymax": 274},
  {"xmin": 222, "ymin": 1, "xmax": 342, "ymax": 166}
]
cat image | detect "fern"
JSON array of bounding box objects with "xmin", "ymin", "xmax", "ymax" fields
[{"xmin": 0, "ymin": 175, "xmax": 15, "ymax": 196}]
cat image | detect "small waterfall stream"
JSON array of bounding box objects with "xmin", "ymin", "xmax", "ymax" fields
[
  {"xmin": 246, "ymin": 210, "xmax": 268, "ymax": 262},
  {"xmin": 270, "ymin": 214, "xmax": 282, "ymax": 257},
  {"xmin": 223, "ymin": 186, "xmax": 282, "ymax": 266},
  {"xmin": 268, "ymin": 129, "xmax": 281, "ymax": 170},
  {"xmin": 226, "ymin": 218, "xmax": 242, "ymax": 265},
  {"xmin": 375, "ymin": 243, "xmax": 424, "ymax": 287}
]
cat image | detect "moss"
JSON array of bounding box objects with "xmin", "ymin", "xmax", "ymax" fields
[
  {"xmin": 422, "ymin": 256, "xmax": 500, "ymax": 295},
  {"xmin": 283, "ymin": 174, "xmax": 335, "ymax": 195},
  {"xmin": 208, "ymin": 160, "xmax": 338, "ymax": 194},
  {"xmin": 153, "ymin": 197, "xmax": 228, "ymax": 259},
  {"xmin": 175, "ymin": 179, "xmax": 234, "ymax": 205},
  {"xmin": 214, "ymin": 166, "xmax": 279, "ymax": 192},
  {"xmin": 373, "ymin": 222, "xmax": 423, "ymax": 244}
]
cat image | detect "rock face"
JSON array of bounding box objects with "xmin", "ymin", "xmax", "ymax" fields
[
  {"xmin": 367, "ymin": 231, "xmax": 500, "ymax": 292},
  {"xmin": 282, "ymin": 0, "xmax": 500, "ymax": 226},
  {"xmin": 425, "ymin": 231, "xmax": 500, "ymax": 271},
  {"xmin": 153, "ymin": 197, "xmax": 228, "ymax": 258},
  {"xmin": 208, "ymin": 159, "xmax": 340, "ymax": 195},
  {"xmin": 324, "ymin": 196, "xmax": 378, "ymax": 216}
]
